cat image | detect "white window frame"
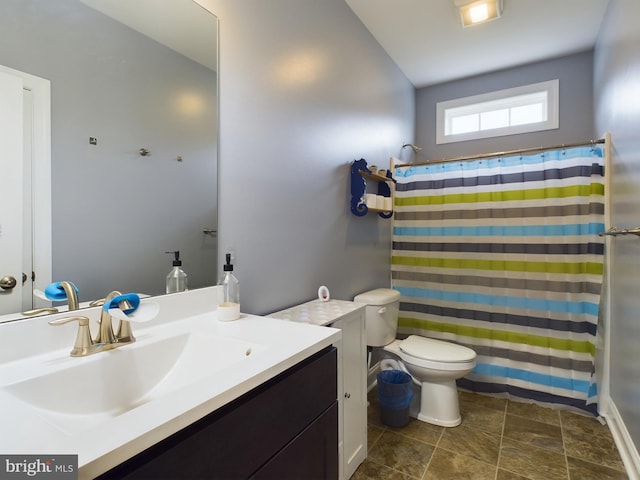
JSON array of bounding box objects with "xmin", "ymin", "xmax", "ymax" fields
[{"xmin": 436, "ymin": 79, "xmax": 559, "ymax": 144}]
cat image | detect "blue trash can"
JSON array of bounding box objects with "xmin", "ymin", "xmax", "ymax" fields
[{"xmin": 377, "ymin": 369, "xmax": 413, "ymax": 427}]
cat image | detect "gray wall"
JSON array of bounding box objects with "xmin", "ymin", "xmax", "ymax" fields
[
  {"xmin": 201, "ymin": 0, "xmax": 415, "ymax": 314},
  {"xmin": 414, "ymin": 51, "xmax": 594, "ymax": 161},
  {"xmin": 0, "ymin": 0, "xmax": 218, "ymax": 302},
  {"xmin": 594, "ymin": 0, "xmax": 640, "ymax": 453}
]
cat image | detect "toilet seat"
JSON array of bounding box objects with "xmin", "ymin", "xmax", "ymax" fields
[
  {"xmin": 400, "ymin": 335, "xmax": 476, "ymax": 363},
  {"xmin": 391, "ymin": 335, "xmax": 476, "ymax": 371}
]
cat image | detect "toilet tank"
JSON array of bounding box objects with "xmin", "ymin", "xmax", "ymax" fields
[{"xmin": 353, "ymin": 288, "xmax": 401, "ymax": 347}]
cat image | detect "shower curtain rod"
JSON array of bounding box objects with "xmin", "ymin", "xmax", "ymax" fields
[{"xmin": 394, "ymin": 138, "xmax": 606, "ymax": 168}]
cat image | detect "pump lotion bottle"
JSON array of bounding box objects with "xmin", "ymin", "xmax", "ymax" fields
[{"xmin": 218, "ymin": 253, "xmax": 240, "ymax": 321}]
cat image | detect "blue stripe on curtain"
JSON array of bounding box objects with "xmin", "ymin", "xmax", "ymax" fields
[
  {"xmin": 394, "ymin": 165, "xmax": 605, "ymax": 190},
  {"xmin": 394, "ymin": 145, "xmax": 603, "ymax": 178},
  {"xmin": 392, "ymin": 145, "xmax": 605, "ymax": 413}
]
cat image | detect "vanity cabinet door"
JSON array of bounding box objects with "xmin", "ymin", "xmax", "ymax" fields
[
  {"xmin": 252, "ymin": 401, "xmax": 338, "ymax": 480},
  {"xmin": 98, "ymin": 347, "xmax": 337, "ymax": 480},
  {"xmin": 332, "ymin": 309, "xmax": 367, "ymax": 479}
]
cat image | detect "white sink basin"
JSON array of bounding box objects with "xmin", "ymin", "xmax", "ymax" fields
[{"xmin": 3, "ymin": 331, "xmax": 265, "ymax": 434}]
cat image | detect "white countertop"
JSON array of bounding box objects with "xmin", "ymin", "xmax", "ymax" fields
[
  {"xmin": 269, "ymin": 298, "xmax": 365, "ymax": 326},
  {"xmin": 0, "ymin": 288, "xmax": 341, "ymax": 479}
]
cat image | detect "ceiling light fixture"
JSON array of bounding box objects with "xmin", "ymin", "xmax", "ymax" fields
[{"xmin": 454, "ymin": 0, "xmax": 503, "ymax": 27}]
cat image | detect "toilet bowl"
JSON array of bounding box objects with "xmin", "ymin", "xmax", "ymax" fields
[
  {"xmin": 383, "ymin": 335, "xmax": 476, "ymax": 427},
  {"xmin": 354, "ymin": 288, "xmax": 477, "ymax": 427}
]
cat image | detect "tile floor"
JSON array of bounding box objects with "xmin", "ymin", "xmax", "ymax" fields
[{"xmin": 354, "ymin": 388, "xmax": 628, "ymax": 480}]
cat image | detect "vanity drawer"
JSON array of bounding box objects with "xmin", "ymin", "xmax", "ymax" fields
[
  {"xmin": 99, "ymin": 346, "xmax": 337, "ymax": 479},
  {"xmin": 252, "ymin": 401, "xmax": 338, "ymax": 480}
]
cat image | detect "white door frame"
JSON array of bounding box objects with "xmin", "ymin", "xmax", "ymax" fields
[{"xmin": 0, "ymin": 65, "xmax": 52, "ymax": 311}]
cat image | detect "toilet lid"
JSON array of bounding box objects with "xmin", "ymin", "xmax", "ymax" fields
[{"xmin": 400, "ymin": 335, "xmax": 476, "ymax": 363}]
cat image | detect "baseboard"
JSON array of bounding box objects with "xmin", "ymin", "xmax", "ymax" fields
[{"xmin": 602, "ymin": 398, "xmax": 640, "ymax": 480}]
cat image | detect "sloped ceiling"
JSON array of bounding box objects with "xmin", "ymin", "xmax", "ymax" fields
[
  {"xmin": 79, "ymin": 0, "xmax": 218, "ymax": 70},
  {"xmin": 346, "ymin": 0, "xmax": 610, "ymax": 88}
]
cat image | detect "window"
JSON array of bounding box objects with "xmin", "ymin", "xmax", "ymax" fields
[{"xmin": 436, "ymin": 79, "xmax": 559, "ymax": 144}]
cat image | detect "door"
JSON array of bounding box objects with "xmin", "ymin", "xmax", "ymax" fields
[
  {"xmin": 0, "ymin": 65, "xmax": 50, "ymax": 317},
  {"xmin": 0, "ymin": 70, "xmax": 25, "ymax": 314}
]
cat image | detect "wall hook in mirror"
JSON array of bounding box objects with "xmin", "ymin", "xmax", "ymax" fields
[
  {"xmin": 402, "ymin": 143, "xmax": 422, "ymax": 154},
  {"xmin": 138, "ymin": 148, "xmax": 151, "ymax": 156}
]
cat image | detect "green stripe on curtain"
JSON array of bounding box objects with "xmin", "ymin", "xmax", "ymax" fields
[
  {"xmin": 392, "ymin": 256, "xmax": 603, "ymax": 275},
  {"xmin": 395, "ymin": 183, "xmax": 604, "ymax": 207},
  {"xmin": 398, "ymin": 317, "xmax": 596, "ymax": 355}
]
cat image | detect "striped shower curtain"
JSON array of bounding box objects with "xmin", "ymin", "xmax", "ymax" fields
[{"xmin": 391, "ymin": 145, "xmax": 605, "ymax": 414}]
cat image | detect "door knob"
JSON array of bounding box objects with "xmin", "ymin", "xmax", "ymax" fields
[{"xmin": 0, "ymin": 275, "xmax": 17, "ymax": 290}]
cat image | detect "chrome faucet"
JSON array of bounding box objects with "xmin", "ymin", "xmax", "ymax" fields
[{"xmin": 49, "ymin": 290, "xmax": 137, "ymax": 357}]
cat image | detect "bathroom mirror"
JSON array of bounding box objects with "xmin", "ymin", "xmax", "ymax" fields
[{"xmin": 0, "ymin": 0, "xmax": 218, "ymax": 320}]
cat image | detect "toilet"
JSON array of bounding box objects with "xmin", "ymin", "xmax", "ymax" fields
[{"xmin": 354, "ymin": 288, "xmax": 477, "ymax": 427}]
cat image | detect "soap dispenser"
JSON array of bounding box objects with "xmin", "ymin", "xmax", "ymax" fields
[
  {"xmin": 218, "ymin": 253, "xmax": 240, "ymax": 321},
  {"xmin": 165, "ymin": 250, "xmax": 188, "ymax": 293}
]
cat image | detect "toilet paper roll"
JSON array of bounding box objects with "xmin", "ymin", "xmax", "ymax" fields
[
  {"xmin": 365, "ymin": 193, "xmax": 377, "ymax": 208},
  {"xmin": 318, "ymin": 285, "xmax": 330, "ymax": 302},
  {"xmin": 376, "ymin": 195, "xmax": 384, "ymax": 209},
  {"xmin": 383, "ymin": 196, "xmax": 393, "ymax": 211}
]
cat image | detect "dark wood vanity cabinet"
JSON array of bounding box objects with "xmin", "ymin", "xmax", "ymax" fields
[{"xmin": 98, "ymin": 347, "xmax": 338, "ymax": 480}]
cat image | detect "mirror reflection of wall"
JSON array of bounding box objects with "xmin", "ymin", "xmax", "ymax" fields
[{"xmin": 0, "ymin": 0, "xmax": 218, "ymax": 311}]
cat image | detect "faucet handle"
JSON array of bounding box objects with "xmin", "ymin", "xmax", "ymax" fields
[
  {"xmin": 49, "ymin": 315, "xmax": 89, "ymax": 326},
  {"xmin": 22, "ymin": 307, "xmax": 59, "ymax": 316},
  {"xmin": 49, "ymin": 316, "xmax": 97, "ymax": 357},
  {"xmin": 89, "ymin": 298, "xmax": 105, "ymax": 307}
]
